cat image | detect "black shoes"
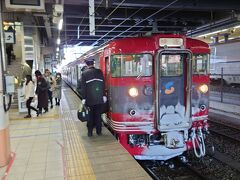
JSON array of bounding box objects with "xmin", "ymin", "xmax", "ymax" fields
[
  {"xmin": 87, "ymin": 132, "xmax": 102, "ymax": 136},
  {"xmin": 24, "ymin": 115, "xmax": 31, "ymax": 118},
  {"xmin": 36, "ymin": 110, "xmax": 42, "ymax": 116},
  {"xmin": 97, "ymin": 130, "xmax": 102, "ymax": 136},
  {"xmin": 50, "ymin": 105, "xmax": 53, "ymax": 109},
  {"xmin": 43, "ymin": 107, "xmax": 48, "ymax": 113}
]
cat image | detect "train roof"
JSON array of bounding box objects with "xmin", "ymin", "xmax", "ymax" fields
[{"xmin": 65, "ymin": 33, "xmax": 210, "ymax": 67}]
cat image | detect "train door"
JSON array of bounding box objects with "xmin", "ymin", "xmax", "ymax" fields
[
  {"xmin": 105, "ymin": 57, "xmax": 110, "ymax": 108},
  {"xmin": 101, "ymin": 56, "xmax": 111, "ymax": 124},
  {"xmin": 156, "ymin": 50, "xmax": 192, "ymax": 131},
  {"xmin": 105, "ymin": 57, "xmax": 110, "ymax": 87}
]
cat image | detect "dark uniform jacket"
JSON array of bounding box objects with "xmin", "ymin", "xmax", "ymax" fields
[{"xmin": 80, "ymin": 67, "xmax": 105, "ymax": 106}]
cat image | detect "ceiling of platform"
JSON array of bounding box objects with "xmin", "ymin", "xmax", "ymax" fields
[{"xmin": 44, "ymin": 0, "xmax": 240, "ymax": 47}]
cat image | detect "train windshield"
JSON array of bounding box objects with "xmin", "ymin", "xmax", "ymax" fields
[
  {"xmin": 111, "ymin": 54, "xmax": 152, "ymax": 77},
  {"xmin": 192, "ymin": 54, "xmax": 210, "ymax": 74},
  {"xmin": 160, "ymin": 54, "xmax": 183, "ymax": 76}
]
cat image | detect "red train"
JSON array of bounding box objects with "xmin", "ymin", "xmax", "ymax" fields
[{"xmin": 62, "ymin": 34, "xmax": 210, "ymax": 160}]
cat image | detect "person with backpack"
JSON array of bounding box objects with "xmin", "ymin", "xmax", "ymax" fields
[{"xmin": 80, "ymin": 59, "xmax": 107, "ymax": 137}]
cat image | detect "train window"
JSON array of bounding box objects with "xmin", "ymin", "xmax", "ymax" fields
[
  {"xmin": 192, "ymin": 54, "xmax": 210, "ymax": 74},
  {"xmin": 111, "ymin": 54, "xmax": 152, "ymax": 77},
  {"xmin": 160, "ymin": 54, "xmax": 183, "ymax": 76}
]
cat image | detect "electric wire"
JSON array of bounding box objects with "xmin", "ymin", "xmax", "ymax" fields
[
  {"xmin": 76, "ymin": 0, "xmax": 126, "ymax": 44},
  {"xmin": 67, "ymin": 0, "xmax": 105, "ymax": 44},
  {"xmin": 106, "ymin": 0, "xmax": 179, "ymax": 43},
  {"xmin": 128, "ymin": 9, "xmax": 182, "ymax": 37},
  {"xmin": 91, "ymin": 0, "xmax": 156, "ymax": 45}
]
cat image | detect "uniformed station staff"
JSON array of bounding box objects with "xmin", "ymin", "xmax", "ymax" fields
[{"xmin": 80, "ymin": 59, "xmax": 107, "ymax": 137}]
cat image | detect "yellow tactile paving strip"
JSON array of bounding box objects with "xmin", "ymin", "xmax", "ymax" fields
[
  {"xmin": 60, "ymin": 88, "xmax": 96, "ymax": 180},
  {"xmin": 9, "ymin": 108, "xmax": 60, "ymax": 120}
]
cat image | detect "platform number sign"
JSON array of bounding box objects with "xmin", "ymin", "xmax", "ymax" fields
[{"xmin": 4, "ymin": 31, "xmax": 15, "ymax": 44}]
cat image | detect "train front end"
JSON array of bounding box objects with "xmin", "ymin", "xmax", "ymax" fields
[{"xmin": 105, "ymin": 35, "xmax": 210, "ymax": 160}]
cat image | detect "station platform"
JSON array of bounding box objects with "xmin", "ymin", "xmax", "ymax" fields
[
  {"xmin": 209, "ymin": 100, "xmax": 240, "ymax": 127},
  {"xmin": 0, "ymin": 85, "xmax": 151, "ymax": 180}
]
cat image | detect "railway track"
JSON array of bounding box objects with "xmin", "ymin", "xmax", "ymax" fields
[
  {"xmin": 209, "ymin": 150, "xmax": 240, "ymax": 173},
  {"xmin": 206, "ymin": 119, "xmax": 240, "ymax": 175},
  {"xmin": 139, "ymin": 159, "xmax": 208, "ymax": 180},
  {"xmin": 208, "ymin": 120, "xmax": 240, "ymax": 142},
  {"xmin": 139, "ymin": 134, "xmax": 240, "ymax": 179}
]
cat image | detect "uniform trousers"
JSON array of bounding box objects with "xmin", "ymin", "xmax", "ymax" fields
[{"xmin": 87, "ymin": 104, "xmax": 102, "ymax": 135}]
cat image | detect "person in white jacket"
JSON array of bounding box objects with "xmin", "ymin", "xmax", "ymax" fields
[{"xmin": 24, "ymin": 75, "xmax": 39, "ymax": 118}]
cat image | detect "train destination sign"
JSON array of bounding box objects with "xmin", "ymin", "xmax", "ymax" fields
[{"xmin": 159, "ymin": 38, "xmax": 183, "ymax": 47}]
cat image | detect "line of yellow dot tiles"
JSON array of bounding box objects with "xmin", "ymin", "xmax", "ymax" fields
[{"xmin": 60, "ymin": 90, "xmax": 96, "ymax": 179}]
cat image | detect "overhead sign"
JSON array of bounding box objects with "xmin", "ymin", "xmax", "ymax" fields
[
  {"xmin": 5, "ymin": 0, "xmax": 45, "ymax": 12},
  {"xmin": 4, "ymin": 32, "xmax": 15, "ymax": 44}
]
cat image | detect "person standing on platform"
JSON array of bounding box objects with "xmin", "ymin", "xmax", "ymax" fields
[
  {"xmin": 35, "ymin": 70, "xmax": 49, "ymax": 114},
  {"xmin": 44, "ymin": 69, "xmax": 56, "ymax": 108},
  {"xmin": 80, "ymin": 59, "xmax": 107, "ymax": 137},
  {"xmin": 53, "ymin": 72, "xmax": 62, "ymax": 106},
  {"xmin": 24, "ymin": 75, "xmax": 39, "ymax": 118}
]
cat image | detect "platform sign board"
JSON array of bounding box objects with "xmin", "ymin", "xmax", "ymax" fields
[
  {"xmin": 17, "ymin": 88, "xmax": 27, "ymax": 113},
  {"xmin": 4, "ymin": 31, "xmax": 15, "ymax": 44},
  {"xmin": 5, "ymin": 0, "xmax": 45, "ymax": 12}
]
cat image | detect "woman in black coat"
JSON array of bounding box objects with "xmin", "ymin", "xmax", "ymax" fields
[{"xmin": 35, "ymin": 70, "xmax": 49, "ymax": 113}]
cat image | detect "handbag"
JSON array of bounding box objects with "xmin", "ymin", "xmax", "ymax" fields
[
  {"xmin": 30, "ymin": 99, "xmax": 38, "ymax": 108},
  {"xmin": 77, "ymin": 104, "xmax": 90, "ymax": 122}
]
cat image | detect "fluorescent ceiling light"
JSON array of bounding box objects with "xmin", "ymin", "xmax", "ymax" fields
[
  {"xmin": 198, "ymin": 28, "xmax": 228, "ymax": 37},
  {"xmin": 56, "ymin": 47, "xmax": 59, "ymax": 52},
  {"xmin": 58, "ymin": 19, "xmax": 63, "ymax": 30},
  {"xmin": 57, "ymin": 38, "xmax": 60, "ymax": 44},
  {"xmin": 233, "ymin": 25, "xmax": 240, "ymax": 29}
]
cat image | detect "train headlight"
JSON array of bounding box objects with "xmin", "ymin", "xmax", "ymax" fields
[
  {"xmin": 199, "ymin": 84, "xmax": 208, "ymax": 93},
  {"xmin": 128, "ymin": 87, "xmax": 139, "ymax": 97}
]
